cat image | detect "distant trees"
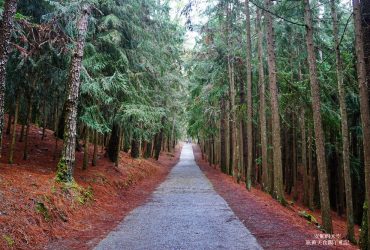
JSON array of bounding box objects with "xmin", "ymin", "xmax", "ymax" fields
[{"xmin": 187, "ymin": 0, "xmax": 370, "ymax": 243}]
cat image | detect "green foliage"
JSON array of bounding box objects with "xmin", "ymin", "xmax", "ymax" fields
[
  {"xmin": 0, "ymin": 0, "xmax": 3, "ymax": 14},
  {"xmin": 35, "ymin": 202, "xmax": 51, "ymax": 222},
  {"xmin": 2, "ymin": 234, "xmax": 14, "ymax": 247},
  {"xmin": 299, "ymin": 210, "xmax": 319, "ymax": 225}
]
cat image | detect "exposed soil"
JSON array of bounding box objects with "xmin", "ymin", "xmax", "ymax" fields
[
  {"xmin": 0, "ymin": 116, "xmax": 181, "ymax": 250},
  {"xmin": 193, "ymin": 144, "xmax": 359, "ymax": 250}
]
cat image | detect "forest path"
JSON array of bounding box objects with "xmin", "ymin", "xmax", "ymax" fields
[{"xmin": 94, "ymin": 144, "xmax": 262, "ymax": 250}]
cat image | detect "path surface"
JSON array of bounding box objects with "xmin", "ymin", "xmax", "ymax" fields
[{"xmin": 94, "ymin": 144, "xmax": 262, "ymax": 250}]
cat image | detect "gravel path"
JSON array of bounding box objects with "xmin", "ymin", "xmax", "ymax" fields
[{"xmin": 94, "ymin": 144, "xmax": 262, "ymax": 250}]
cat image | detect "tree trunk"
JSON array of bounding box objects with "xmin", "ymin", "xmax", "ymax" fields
[
  {"xmin": 292, "ymin": 113, "xmax": 298, "ymax": 200},
  {"xmin": 308, "ymin": 126, "xmax": 315, "ymax": 210},
  {"xmin": 238, "ymin": 67, "xmax": 248, "ymax": 181},
  {"xmin": 8, "ymin": 95, "xmax": 19, "ymax": 164},
  {"xmin": 42, "ymin": 98, "xmax": 47, "ymax": 140},
  {"xmin": 264, "ymin": 0, "xmax": 285, "ymax": 202},
  {"xmin": 228, "ymin": 58, "xmax": 236, "ymax": 177},
  {"xmin": 56, "ymin": 5, "xmax": 91, "ymax": 183},
  {"xmin": 57, "ymin": 103, "xmax": 66, "ymax": 139},
  {"xmin": 353, "ymin": 0, "xmax": 370, "ymax": 247},
  {"xmin": 256, "ymin": 8, "xmax": 269, "ymax": 192},
  {"xmin": 108, "ymin": 122, "xmax": 120, "ymax": 163},
  {"xmin": 301, "ymin": 109, "xmax": 308, "ymax": 206},
  {"xmin": 170, "ymin": 117, "xmax": 176, "ymax": 152},
  {"xmin": 131, "ymin": 136, "xmax": 140, "ymax": 159},
  {"xmin": 115, "ymin": 128, "xmax": 122, "ymax": 167},
  {"xmin": 92, "ymin": 130, "xmax": 98, "ymax": 166},
  {"xmin": 330, "ymin": 0, "xmax": 354, "ymax": 242},
  {"xmin": 154, "ymin": 117, "xmax": 165, "ymax": 160},
  {"xmin": 83, "ymin": 127, "xmax": 89, "ymax": 170},
  {"xmin": 53, "ymin": 97, "xmax": 59, "ymax": 161},
  {"xmin": 0, "ymin": 0, "xmax": 18, "ymax": 158},
  {"xmin": 167, "ymin": 132, "xmax": 171, "ymax": 152},
  {"xmin": 144, "ymin": 140, "xmax": 152, "ymax": 158},
  {"xmin": 6, "ymin": 112, "xmax": 12, "ymax": 135},
  {"xmin": 220, "ymin": 97, "xmax": 227, "ymax": 174},
  {"xmin": 23, "ymin": 94, "xmax": 33, "ymax": 160},
  {"xmin": 244, "ymin": 0, "xmax": 253, "ymax": 190},
  {"xmin": 304, "ymin": 0, "xmax": 332, "ymax": 233}
]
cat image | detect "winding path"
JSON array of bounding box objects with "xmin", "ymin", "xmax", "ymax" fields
[{"xmin": 94, "ymin": 144, "xmax": 262, "ymax": 250}]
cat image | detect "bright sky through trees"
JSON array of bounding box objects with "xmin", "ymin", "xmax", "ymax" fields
[{"xmin": 170, "ymin": 0, "xmax": 352, "ymax": 49}]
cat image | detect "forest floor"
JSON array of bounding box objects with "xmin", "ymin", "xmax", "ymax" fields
[
  {"xmin": 193, "ymin": 145, "xmax": 359, "ymax": 250},
  {"xmin": 0, "ymin": 117, "xmax": 181, "ymax": 250}
]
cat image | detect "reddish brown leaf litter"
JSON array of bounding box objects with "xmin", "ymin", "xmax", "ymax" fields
[
  {"xmin": 0, "ymin": 116, "xmax": 181, "ymax": 250},
  {"xmin": 193, "ymin": 144, "xmax": 359, "ymax": 250}
]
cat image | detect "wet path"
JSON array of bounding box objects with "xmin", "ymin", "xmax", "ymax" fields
[{"xmin": 94, "ymin": 144, "xmax": 262, "ymax": 250}]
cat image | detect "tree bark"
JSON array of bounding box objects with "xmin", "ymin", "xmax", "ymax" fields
[
  {"xmin": 154, "ymin": 117, "xmax": 165, "ymax": 160},
  {"xmin": 301, "ymin": 109, "xmax": 308, "ymax": 206},
  {"xmin": 144, "ymin": 140, "xmax": 152, "ymax": 158},
  {"xmin": 131, "ymin": 136, "xmax": 140, "ymax": 159},
  {"xmin": 56, "ymin": 5, "xmax": 91, "ymax": 183},
  {"xmin": 92, "ymin": 130, "xmax": 98, "ymax": 166},
  {"xmin": 256, "ymin": 8, "xmax": 269, "ymax": 192},
  {"xmin": 244, "ymin": 0, "xmax": 253, "ymax": 190},
  {"xmin": 0, "ymin": 0, "xmax": 18, "ymax": 158},
  {"xmin": 115, "ymin": 128, "xmax": 122, "ymax": 167},
  {"xmin": 23, "ymin": 94, "xmax": 33, "ymax": 160},
  {"xmin": 308, "ymin": 126, "xmax": 315, "ymax": 210},
  {"xmin": 238, "ymin": 68, "xmax": 248, "ymax": 180},
  {"xmin": 353, "ymin": 0, "xmax": 370, "ymax": 247},
  {"xmin": 228, "ymin": 58, "xmax": 236, "ymax": 177},
  {"xmin": 83, "ymin": 127, "xmax": 89, "ymax": 170},
  {"xmin": 8, "ymin": 94, "xmax": 19, "ymax": 164},
  {"xmin": 304, "ymin": 0, "xmax": 332, "ymax": 233},
  {"xmin": 42, "ymin": 98, "xmax": 47, "ymax": 140},
  {"xmin": 292, "ymin": 113, "xmax": 298, "ymax": 200},
  {"xmin": 220, "ymin": 96, "xmax": 227, "ymax": 174},
  {"xmin": 170, "ymin": 117, "xmax": 176, "ymax": 152},
  {"xmin": 264, "ymin": 0, "xmax": 284, "ymax": 202},
  {"xmin": 330, "ymin": 0, "xmax": 354, "ymax": 242},
  {"xmin": 6, "ymin": 112, "xmax": 12, "ymax": 135},
  {"xmin": 108, "ymin": 122, "xmax": 120, "ymax": 162}
]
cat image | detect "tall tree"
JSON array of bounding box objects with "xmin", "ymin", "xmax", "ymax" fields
[
  {"xmin": 56, "ymin": 4, "xmax": 91, "ymax": 183},
  {"xmin": 353, "ymin": 0, "xmax": 370, "ymax": 247},
  {"xmin": 0, "ymin": 0, "xmax": 18, "ymax": 157},
  {"xmin": 330, "ymin": 0, "xmax": 354, "ymax": 242},
  {"xmin": 245, "ymin": 0, "xmax": 253, "ymax": 190},
  {"xmin": 264, "ymin": 0, "xmax": 284, "ymax": 202},
  {"xmin": 303, "ymin": 0, "xmax": 332, "ymax": 233},
  {"xmin": 220, "ymin": 95, "xmax": 228, "ymax": 174},
  {"xmin": 256, "ymin": 8, "xmax": 268, "ymax": 192}
]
